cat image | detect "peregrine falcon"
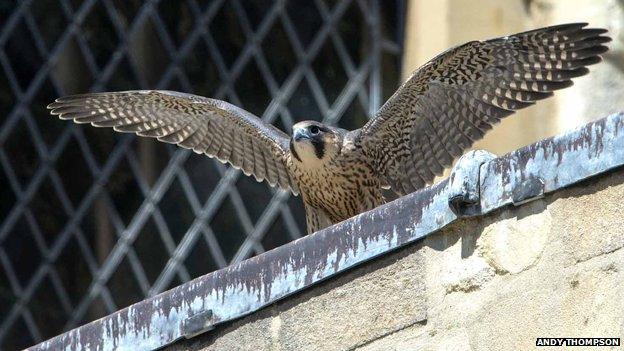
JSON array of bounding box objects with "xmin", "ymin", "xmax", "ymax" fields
[{"xmin": 48, "ymin": 23, "xmax": 609, "ymax": 234}]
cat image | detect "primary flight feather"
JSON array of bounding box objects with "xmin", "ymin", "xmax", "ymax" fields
[{"xmin": 49, "ymin": 23, "xmax": 609, "ymax": 234}]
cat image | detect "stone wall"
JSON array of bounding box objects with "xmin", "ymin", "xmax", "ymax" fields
[{"xmin": 167, "ymin": 167, "xmax": 624, "ymax": 350}]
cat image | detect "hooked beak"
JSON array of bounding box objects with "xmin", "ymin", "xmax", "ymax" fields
[{"xmin": 293, "ymin": 128, "xmax": 312, "ymax": 141}]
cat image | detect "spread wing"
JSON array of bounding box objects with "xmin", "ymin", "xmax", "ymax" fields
[
  {"xmin": 48, "ymin": 90, "xmax": 299, "ymax": 194},
  {"xmin": 357, "ymin": 23, "xmax": 609, "ymax": 195}
]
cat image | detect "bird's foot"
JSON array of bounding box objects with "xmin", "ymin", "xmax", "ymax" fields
[{"xmin": 448, "ymin": 150, "xmax": 497, "ymax": 217}]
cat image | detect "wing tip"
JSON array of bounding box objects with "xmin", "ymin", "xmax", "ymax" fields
[
  {"xmin": 571, "ymin": 66, "xmax": 590, "ymax": 78},
  {"xmin": 47, "ymin": 98, "xmax": 71, "ymax": 111},
  {"xmin": 582, "ymin": 27, "xmax": 609, "ymax": 36},
  {"xmin": 555, "ymin": 22, "xmax": 589, "ymax": 31},
  {"xmin": 596, "ymin": 45, "xmax": 610, "ymax": 55},
  {"xmin": 48, "ymin": 93, "xmax": 98, "ymax": 111},
  {"xmin": 551, "ymin": 79, "xmax": 574, "ymax": 90}
]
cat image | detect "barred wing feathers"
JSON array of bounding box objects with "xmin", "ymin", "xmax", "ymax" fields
[
  {"xmin": 358, "ymin": 23, "xmax": 609, "ymax": 195},
  {"xmin": 48, "ymin": 90, "xmax": 299, "ymax": 194}
]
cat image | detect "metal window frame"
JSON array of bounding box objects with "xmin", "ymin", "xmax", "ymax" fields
[
  {"xmin": 0, "ymin": 1, "xmax": 406, "ymax": 347},
  {"xmin": 26, "ymin": 112, "xmax": 624, "ymax": 351}
]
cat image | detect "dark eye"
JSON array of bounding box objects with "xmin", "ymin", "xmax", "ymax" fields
[{"xmin": 309, "ymin": 125, "xmax": 320, "ymax": 135}]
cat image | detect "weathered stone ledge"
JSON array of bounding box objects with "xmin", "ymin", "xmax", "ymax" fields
[{"xmin": 169, "ymin": 170, "xmax": 624, "ymax": 351}]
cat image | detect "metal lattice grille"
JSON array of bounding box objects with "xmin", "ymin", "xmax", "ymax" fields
[{"xmin": 0, "ymin": 0, "xmax": 404, "ymax": 349}]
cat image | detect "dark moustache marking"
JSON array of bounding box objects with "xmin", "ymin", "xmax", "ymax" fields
[
  {"xmin": 311, "ymin": 138, "xmax": 325, "ymax": 159},
  {"xmin": 290, "ymin": 139, "xmax": 302, "ymax": 162}
]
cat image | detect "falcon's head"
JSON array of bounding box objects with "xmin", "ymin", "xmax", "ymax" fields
[{"xmin": 290, "ymin": 121, "xmax": 342, "ymax": 166}]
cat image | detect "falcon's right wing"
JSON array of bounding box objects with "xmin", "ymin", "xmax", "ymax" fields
[
  {"xmin": 49, "ymin": 90, "xmax": 299, "ymax": 194},
  {"xmin": 357, "ymin": 23, "xmax": 609, "ymax": 195}
]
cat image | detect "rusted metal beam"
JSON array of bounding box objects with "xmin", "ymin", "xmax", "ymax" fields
[{"xmin": 27, "ymin": 112, "xmax": 624, "ymax": 351}]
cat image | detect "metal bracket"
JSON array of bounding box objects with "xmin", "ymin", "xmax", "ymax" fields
[
  {"xmin": 512, "ymin": 176, "xmax": 545, "ymax": 206},
  {"xmin": 448, "ymin": 150, "xmax": 497, "ymax": 217},
  {"xmin": 181, "ymin": 310, "xmax": 214, "ymax": 339}
]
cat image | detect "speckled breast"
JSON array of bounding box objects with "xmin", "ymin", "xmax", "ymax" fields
[{"xmin": 293, "ymin": 155, "xmax": 384, "ymax": 223}]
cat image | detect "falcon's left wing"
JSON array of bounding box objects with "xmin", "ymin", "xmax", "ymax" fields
[{"xmin": 357, "ymin": 23, "xmax": 609, "ymax": 195}]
